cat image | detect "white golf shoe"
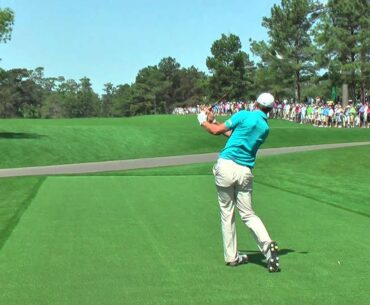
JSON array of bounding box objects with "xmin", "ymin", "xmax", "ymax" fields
[
  {"xmin": 265, "ymin": 241, "xmax": 280, "ymax": 272},
  {"xmin": 226, "ymin": 252, "xmax": 248, "ymax": 267}
]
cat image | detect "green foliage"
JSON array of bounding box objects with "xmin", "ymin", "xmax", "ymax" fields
[
  {"xmin": 0, "ymin": 7, "xmax": 14, "ymax": 43},
  {"xmin": 101, "ymin": 83, "xmax": 115, "ymax": 117},
  {"xmin": 55, "ymin": 77, "xmax": 100, "ymax": 118},
  {"xmin": 301, "ymin": 78, "xmax": 333, "ymax": 100},
  {"xmin": 206, "ymin": 34, "xmax": 255, "ymax": 100},
  {"xmin": 111, "ymin": 84, "xmax": 132, "ymax": 117},
  {"xmin": 104, "ymin": 58, "xmax": 207, "ymax": 117},
  {"xmin": 251, "ymin": 0, "xmax": 321, "ymax": 102},
  {"xmin": 314, "ymin": 0, "xmax": 370, "ymax": 102},
  {"xmin": 75, "ymin": 77, "xmax": 100, "ymax": 117},
  {"xmin": 174, "ymin": 66, "xmax": 208, "ymax": 106},
  {"xmin": 0, "ymin": 68, "xmax": 43, "ymax": 118},
  {"xmin": 40, "ymin": 94, "xmax": 65, "ymax": 118},
  {"xmin": 133, "ymin": 64, "xmax": 170, "ymax": 115}
]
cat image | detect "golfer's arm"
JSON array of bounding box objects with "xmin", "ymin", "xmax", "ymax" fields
[{"xmin": 201, "ymin": 122, "xmax": 231, "ymax": 137}]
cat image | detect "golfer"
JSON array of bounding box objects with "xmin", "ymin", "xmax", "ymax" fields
[{"xmin": 197, "ymin": 93, "xmax": 280, "ymax": 272}]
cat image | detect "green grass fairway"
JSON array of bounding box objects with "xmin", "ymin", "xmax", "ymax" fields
[
  {"xmin": 0, "ymin": 116, "xmax": 369, "ymax": 168},
  {"xmin": 0, "ymin": 153, "xmax": 369, "ymax": 304}
]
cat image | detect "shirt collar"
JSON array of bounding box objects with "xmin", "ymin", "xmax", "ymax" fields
[{"xmin": 255, "ymin": 109, "xmax": 268, "ymax": 121}]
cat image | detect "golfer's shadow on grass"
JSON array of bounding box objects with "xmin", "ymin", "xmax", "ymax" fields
[
  {"xmin": 0, "ymin": 132, "xmax": 46, "ymax": 139},
  {"xmin": 240, "ymin": 248, "xmax": 305, "ymax": 268}
]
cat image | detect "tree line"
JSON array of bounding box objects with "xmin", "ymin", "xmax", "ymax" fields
[{"xmin": 0, "ymin": 0, "xmax": 369, "ymax": 118}]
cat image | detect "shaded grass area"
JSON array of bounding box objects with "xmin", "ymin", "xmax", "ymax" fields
[
  {"xmin": 0, "ymin": 175, "xmax": 369, "ymax": 305},
  {"xmin": 0, "ymin": 177, "xmax": 45, "ymax": 249},
  {"xmin": 0, "ymin": 116, "xmax": 369, "ymax": 168}
]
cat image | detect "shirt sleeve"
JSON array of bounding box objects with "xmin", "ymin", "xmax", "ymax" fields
[{"xmin": 224, "ymin": 111, "xmax": 247, "ymax": 130}]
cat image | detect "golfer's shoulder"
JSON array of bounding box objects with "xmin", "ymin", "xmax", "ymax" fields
[{"xmin": 235, "ymin": 110, "xmax": 250, "ymax": 119}]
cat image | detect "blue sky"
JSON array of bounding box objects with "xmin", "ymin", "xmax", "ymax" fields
[{"xmin": 0, "ymin": 0, "xmax": 280, "ymax": 93}]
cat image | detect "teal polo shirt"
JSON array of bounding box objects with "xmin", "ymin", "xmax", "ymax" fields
[{"xmin": 219, "ymin": 110, "xmax": 269, "ymax": 168}]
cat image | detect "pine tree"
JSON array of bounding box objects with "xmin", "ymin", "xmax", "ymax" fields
[
  {"xmin": 314, "ymin": 0, "xmax": 370, "ymax": 103},
  {"xmin": 251, "ymin": 0, "xmax": 322, "ymax": 102}
]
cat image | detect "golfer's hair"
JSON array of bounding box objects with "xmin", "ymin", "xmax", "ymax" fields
[{"xmin": 257, "ymin": 103, "xmax": 273, "ymax": 113}]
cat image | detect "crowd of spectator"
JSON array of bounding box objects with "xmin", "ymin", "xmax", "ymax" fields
[
  {"xmin": 172, "ymin": 101, "xmax": 252, "ymax": 116},
  {"xmin": 272, "ymin": 100, "xmax": 370, "ymax": 128},
  {"xmin": 173, "ymin": 98, "xmax": 370, "ymax": 128}
]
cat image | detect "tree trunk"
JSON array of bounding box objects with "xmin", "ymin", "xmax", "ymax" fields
[
  {"xmin": 295, "ymin": 70, "xmax": 301, "ymax": 103},
  {"xmin": 342, "ymin": 83, "xmax": 349, "ymax": 106},
  {"xmin": 360, "ymin": 82, "xmax": 365, "ymax": 104}
]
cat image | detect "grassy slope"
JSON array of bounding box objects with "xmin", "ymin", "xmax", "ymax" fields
[
  {"xmin": 0, "ymin": 116, "xmax": 369, "ymax": 168},
  {"xmin": 0, "ymin": 172, "xmax": 369, "ymax": 305},
  {"xmin": 0, "ymin": 116, "xmax": 224, "ymax": 168}
]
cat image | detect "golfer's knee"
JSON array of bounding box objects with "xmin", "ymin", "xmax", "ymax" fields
[{"xmin": 239, "ymin": 210, "xmax": 255, "ymax": 222}]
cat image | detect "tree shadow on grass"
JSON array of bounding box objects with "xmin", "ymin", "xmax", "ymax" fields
[
  {"xmin": 0, "ymin": 132, "xmax": 46, "ymax": 140},
  {"xmin": 240, "ymin": 248, "xmax": 307, "ymax": 268},
  {"xmin": 0, "ymin": 177, "xmax": 46, "ymax": 252}
]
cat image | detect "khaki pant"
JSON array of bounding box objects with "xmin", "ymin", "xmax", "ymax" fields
[{"xmin": 213, "ymin": 159, "xmax": 272, "ymax": 263}]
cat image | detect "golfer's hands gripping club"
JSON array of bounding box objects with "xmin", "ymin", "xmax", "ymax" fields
[
  {"xmin": 197, "ymin": 111, "xmax": 207, "ymax": 125},
  {"xmin": 206, "ymin": 110, "xmax": 216, "ymax": 123},
  {"xmin": 198, "ymin": 106, "xmax": 216, "ymax": 125}
]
